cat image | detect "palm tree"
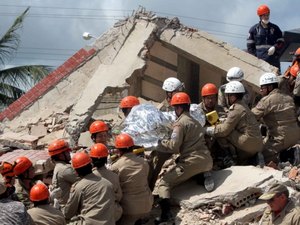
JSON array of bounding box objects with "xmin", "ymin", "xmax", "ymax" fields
[{"xmin": 0, "ymin": 7, "xmax": 51, "ymax": 110}]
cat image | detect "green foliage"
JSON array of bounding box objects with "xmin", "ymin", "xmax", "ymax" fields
[{"xmin": 0, "ymin": 7, "xmax": 52, "ymax": 110}]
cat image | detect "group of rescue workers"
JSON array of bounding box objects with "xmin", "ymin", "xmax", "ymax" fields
[{"xmin": 0, "ymin": 4, "xmax": 300, "ymax": 225}]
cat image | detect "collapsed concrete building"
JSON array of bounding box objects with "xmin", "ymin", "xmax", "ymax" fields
[{"xmin": 0, "ymin": 8, "xmax": 298, "ymax": 224}]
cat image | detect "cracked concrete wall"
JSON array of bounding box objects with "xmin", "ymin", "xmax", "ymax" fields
[
  {"xmin": 65, "ymin": 20, "xmax": 157, "ymax": 146},
  {"xmin": 159, "ymin": 29, "xmax": 278, "ymax": 93}
]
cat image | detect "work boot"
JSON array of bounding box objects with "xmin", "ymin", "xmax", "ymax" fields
[
  {"xmin": 294, "ymin": 145, "xmax": 300, "ymax": 166},
  {"xmin": 203, "ymin": 171, "xmax": 214, "ymax": 192},
  {"xmin": 154, "ymin": 198, "xmax": 174, "ymax": 225}
]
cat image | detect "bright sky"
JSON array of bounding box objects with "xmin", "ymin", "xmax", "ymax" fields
[{"xmin": 0, "ymin": 0, "xmax": 299, "ymax": 70}]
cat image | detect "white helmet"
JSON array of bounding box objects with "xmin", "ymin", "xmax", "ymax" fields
[
  {"xmin": 162, "ymin": 77, "xmax": 184, "ymax": 92},
  {"xmin": 226, "ymin": 67, "xmax": 244, "ymax": 82},
  {"xmin": 225, "ymin": 81, "xmax": 245, "ymax": 94},
  {"xmin": 259, "ymin": 73, "xmax": 278, "ymax": 86}
]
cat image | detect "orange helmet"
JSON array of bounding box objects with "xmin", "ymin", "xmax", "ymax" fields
[
  {"xmin": 72, "ymin": 152, "xmax": 92, "ymax": 169},
  {"xmin": 295, "ymin": 48, "xmax": 300, "ymax": 57},
  {"xmin": 290, "ymin": 64, "xmax": 300, "ymax": 78},
  {"xmin": 30, "ymin": 183, "xmax": 49, "ymax": 202},
  {"xmin": 170, "ymin": 92, "xmax": 191, "ymax": 106},
  {"xmin": 89, "ymin": 121, "xmax": 108, "ymax": 134},
  {"xmin": 201, "ymin": 83, "xmax": 218, "ymax": 97},
  {"xmin": 0, "ymin": 162, "xmax": 15, "ymax": 177},
  {"xmin": 115, "ymin": 133, "xmax": 134, "ymax": 149},
  {"xmin": 13, "ymin": 157, "xmax": 32, "ymax": 176},
  {"xmin": 89, "ymin": 143, "xmax": 108, "ymax": 158},
  {"xmin": 257, "ymin": 4, "xmax": 270, "ymax": 16},
  {"xmin": 48, "ymin": 139, "xmax": 70, "ymax": 156},
  {"xmin": 119, "ymin": 96, "xmax": 140, "ymax": 109}
]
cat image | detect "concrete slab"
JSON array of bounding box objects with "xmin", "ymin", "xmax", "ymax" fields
[
  {"xmin": 30, "ymin": 123, "xmax": 48, "ymax": 137},
  {"xmin": 172, "ymin": 166, "xmax": 287, "ymax": 210},
  {"xmin": 0, "ymin": 132, "xmax": 39, "ymax": 149}
]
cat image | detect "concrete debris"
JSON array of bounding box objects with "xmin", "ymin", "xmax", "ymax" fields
[{"xmin": 0, "ymin": 132, "xmax": 39, "ymax": 149}]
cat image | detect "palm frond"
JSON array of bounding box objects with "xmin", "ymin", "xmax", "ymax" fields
[
  {"xmin": 0, "ymin": 7, "xmax": 30, "ymax": 65},
  {"xmin": 0, "ymin": 65, "xmax": 52, "ymax": 90}
]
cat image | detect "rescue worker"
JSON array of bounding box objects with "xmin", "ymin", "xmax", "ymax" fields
[
  {"xmin": 28, "ymin": 182, "xmax": 66, "ymax": 225},
  {"xmin": 64, "ymin": 151, "xmax": 115, "ymax": 225},
  {"xmin": 218, "ymin": 67, "xmax": 255, "ymax": 109},
  {"xmin": 153, "ymin": 92, "xmax": 213, "ymax": 224},
  {"xmin": 247, "ymin": 4, "xmax": 284, "ymax": 71},
  {"xmin": 206, "ymin": 81, "xmax": 263, "ymax": 165},
  {"xmin": 148, "ymin": 77, "xmax": 184, "ymax": 190},
  {"xmin": 157, "ymin": 77, "xmax": 184, "ymax": 112},
  {"xmin": 199, "ymin": 83, "xmax": 230, "ymax": 168},
  {"xmin": 0, "ymin": 161, "xmax": 15, "ymax": 187},
  {"xmin": 89, "ymin": 120, "xmax": 110, "ymax": 145},
  {"xmin": 200, "ymin": 83, "xmax": 226, "ymax": 126},
  {"xmin": 13, "ymin": 156, "xmax": 36, "ymax": 209},
  {"xmin": 119, "ymin": 95, "xmax": 140, "ymax": 118},
  {"xmin": 48, "ymin": 139, "xmax": 78, "ymax": 209},
  {"xmin": 258, "ymin": 182, "xmax": 300, "ymax": 225},
  {"xmin": 279, "ymin": 64, "xmax": 299, "ymax": 96},
  {"xmin": 111, "ymin": 133, "xmax": 153, "ymax": 225},
  {"xmin": 89, "ymin": 143, "xmax": 123, "ymax": 222},
  {"xmin": 252, "ymin": 73, "xmax": 300, "ymax": 164},
  {"xmin": 0, "ymin": 174, "xmax": 31, "ymax": 224}
]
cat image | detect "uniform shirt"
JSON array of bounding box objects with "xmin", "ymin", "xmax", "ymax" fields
[
  {"xmin": 252, "ymin": 89, "xmax": 300, "ymax": 149},
  {"xmin": 52, "ymin": 161, "xmax": 78, "ymax": 206},
  {"xmin": 0, "ymin": 198, "xmax": 31, "ymax": 225},
  {"xmin": 198, "ymin": 101, "xmax": 226, "ymax": 126},
  {"xmin": 218, "ymin": 82, "xmax": 255, "ymax": 109},
  {"xmin": 214, "ymin": 100, "xmax": 263, "ymax": 155},
  {"xmin": 14, "ymin": 178, "xmax": 33, "ymax": 209},
  {"xmin": 28, "ymin": 204, "xmax": 66, "ymax": 225},
  {"xmin": 64, "ymin": 173, "xmax": 115, "ymax": 225},
  {"xmin": 93, "ymin": 167, "xmax": 123, "ymax": 221},
  {"xmin": 247, "ymin": 21, "xmax": 283, "ymax": 69},
  {"xmin": 111, "ymin": 153, "xmax": 153, "ymax": 216},
  {"xmin": 259, "ymin": 201, "xmax": 300, "ymax": 225},
  {"xmin": 161, "ymin": 112, "xmax": 212, "ymax": 166}
]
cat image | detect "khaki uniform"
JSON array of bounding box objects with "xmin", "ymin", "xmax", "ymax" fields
[
  {"xmin": 198, "ymin": 102, "xmax": 226, "ymax": 127},
  {"xmin": 218, "ymin": 82, "xmax": 256, "ymax": 109},
  {"xmin": 64, "ymin": 173, "xmax": 115, "ymax": 225},
  {"xmin": 93, "ymin": 167, "xmax": 123, "ymax": 222},
  {"xmin": 153, "ymin": 112, "xmax": 213, "ymax": 199},
  {"xmin": 278, "ymin": 76, "xmax": 293, "ymax": 96},
  {"xmin": 52, "ymin": 161, "xmax": 78, "ymax": 207},
  {"xmin": 111, "ymin": 153, "xmax": 153, "ymax": 225},
  {"xmin": 14, "ymin": 178, "xmax": 33, "ymax": 209},
  {"xmin": 259, "ymin": 201, "xmax": 300, "ymax": 225},
  {"xmin": 28, "ymin": 204, "xmax": 66, "ymax": 225},
  {"xmin": 252, "ymin": 89, "xmax": 300, "ymax": 163},
  {"xmin": 214, "ymin": 100, "xmax": 263, "ymax": 163}
]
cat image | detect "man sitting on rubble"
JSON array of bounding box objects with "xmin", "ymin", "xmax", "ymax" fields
[
  {"xmin": 252, "ymin": 73, "xmax": 300, "ymax": 165},
  {"xmin": 13, "ymin": 156, "xmax": 37, "ymax": 209},
  {"xmin": 205, "ymin": 81, "xmax": 263, "ymax": 165},
  {"xmin": 48, "ymin": 139, "xmax": 78, "ymax": 210},
  {"xmin": 258, "ymin": 182, "xmax": 300, "ymax": 224},
  {"xmin": 149, "ymin": 77, "xmax": 185, "ymax": 190},
  {"xmin": 153, "ymin": 92, "xmax": 213, "ymax": 224}
]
